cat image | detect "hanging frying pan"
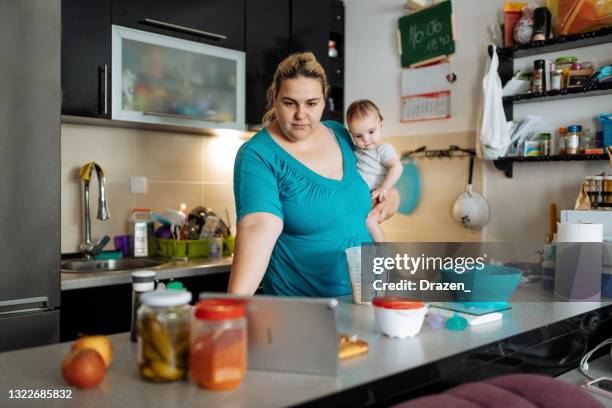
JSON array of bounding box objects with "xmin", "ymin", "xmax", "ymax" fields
[{"xmin": 451, "ymin": 156, "xmax": 490, "ymax": 230}]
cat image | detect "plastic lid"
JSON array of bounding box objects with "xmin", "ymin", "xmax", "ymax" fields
[
  {"xmin": 140, "ymin": 290, "xmax": 192, "ymax": 307},
  {"xmin": 567, "ymin": 125, "xmax": 582, "ymax": 132},
  {"xmin": 539, "ymin": 133, "xmax": 551, "ymax": 140},
  {"xmin": 132, "ymin": 270, "xmax": 156, "ymax": 282},
  {"xmin": 559, "ymin": 127, "xmax": 567, "ymax": 134},
  {"xmin": 131, "ymin": 208, "xmax": 151, "ymax": 212},
  {"xmin": 167, "ymin": 281, "xmax": 184, "ymax": 290},
  {"xmin": 194, "ymin": 299, "xmax": 246, "ymax": 320},
  {"xmin": 372, "ymin": 296, "xmax": 424, "ymax": 310}
]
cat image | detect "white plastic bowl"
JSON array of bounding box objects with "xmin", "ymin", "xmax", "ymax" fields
[{"xmin": 374, "ymin": 303, "xmax": 428, "ymax": 339}]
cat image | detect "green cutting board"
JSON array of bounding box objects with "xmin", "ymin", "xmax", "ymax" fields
[{"xmin": 398, "ymin": 1, "xmax": 455, "ymax": 67}]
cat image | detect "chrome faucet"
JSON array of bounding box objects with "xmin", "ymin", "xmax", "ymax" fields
[{"xmin": 79, "ymin": 162, "xmax": 110, "ymax": 259}]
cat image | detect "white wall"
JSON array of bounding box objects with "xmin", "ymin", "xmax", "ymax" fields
[{"xmin": 345, "ymin": 0, "xmax": 612, "ymax": 243}]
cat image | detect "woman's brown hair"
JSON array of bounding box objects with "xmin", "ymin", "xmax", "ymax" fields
[{"xmin": 262, "ymin": 52, "xmax": 330, "ymax": 126}]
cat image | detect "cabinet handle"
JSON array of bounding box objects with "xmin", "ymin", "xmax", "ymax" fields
[
  {"xmin": 143, "ymin": 111, "xmax": 225, "ymax": 123},
  {"xmin": 142, "ymin": 18, "xmax": 227, "ymax": 41},
  {"xmin": 103, "ymin": 64, "xmax": 109, "ymax": 115}
]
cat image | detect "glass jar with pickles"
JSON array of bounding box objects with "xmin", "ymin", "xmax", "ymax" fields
[{"xmin": 137, "ymin": 290, "xmax": 192, "ymax": 382}]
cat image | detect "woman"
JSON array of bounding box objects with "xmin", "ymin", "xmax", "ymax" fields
[{"xmin": 229, "ymin": 52, "xmax": 399, "ymax": 297}]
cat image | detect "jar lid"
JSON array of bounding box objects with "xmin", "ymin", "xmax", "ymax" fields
[
  {"xmin": 372, "ymin": 296, "xmax": 424, "ymax": 310},
  {"xmin": 194, "ymin": 299, "xmax": 246, "ymax": 320},
  {"xmin": 571, "ymin": 63, "xmax": 582, "ymax": 70},
  {"xmin": 556, "ymin": 56, "xmax": 577, "ymax": 63},
  {"xmin": 140, "ymin": 290, "xmax": 191, "ymax": 307},
  {"xmin": 132, "ymin": 270, "xmax": 156, "ymax": 282},
  {"xmin": 594, "ymin": 176, "xmax": 604, "ymax": 180},
  {"xmin": 167, "ymin": 281, "xmax": 184, "ymax": 290},
  {"xmin": 567, "ymin": 125, "xmax": 582, "ymax": 132},
  {"xmin": 539, "ymin": 133, "xmax": 551, "ymax": 140}
]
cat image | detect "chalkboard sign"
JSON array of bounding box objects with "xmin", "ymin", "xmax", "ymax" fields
[{"xmin": 398, "ymin": 1, "xmax": 455, "ymax": 67}]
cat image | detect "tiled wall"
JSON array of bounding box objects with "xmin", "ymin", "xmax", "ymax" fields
[
  {"xmin": 60, "ymin": 123, "xmax": 245, "ymax": 253},
  {"xmin": 381, "ymin": 131, "xmax": 483, "ymax": 243},
  {"xmin": 61, "ymin": 123, "xmax": 480, "ymax": 252}
]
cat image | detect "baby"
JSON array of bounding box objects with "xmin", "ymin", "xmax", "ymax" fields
[{"xmin": 347, "ymin": 100, "xmax": 403, "ymax": 242}]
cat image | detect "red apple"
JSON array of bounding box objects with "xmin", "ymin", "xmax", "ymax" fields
[{"xmin": 62, "ymin": 348, "xmax": 106, "ymax": 389}]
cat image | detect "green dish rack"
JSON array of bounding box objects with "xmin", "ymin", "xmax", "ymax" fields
[{"xmin": 158, "ymin": 239, "xmax": 210, "ymax": 259}]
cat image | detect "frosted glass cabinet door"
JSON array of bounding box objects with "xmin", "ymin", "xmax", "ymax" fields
[{"xmin": 112, "ymin": 25, "xmax": 245, "ymax": 130}]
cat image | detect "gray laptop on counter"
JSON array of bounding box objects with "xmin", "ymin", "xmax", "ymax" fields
[{"xmin": 198, "ymin": 293, "xmax": 339, "ymax": 376}]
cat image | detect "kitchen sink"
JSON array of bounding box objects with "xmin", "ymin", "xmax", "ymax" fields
[{"xmin": 61, "ymin": 258, "xmax": 166, "ymax": 273}]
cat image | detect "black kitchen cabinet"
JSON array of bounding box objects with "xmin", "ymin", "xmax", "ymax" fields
[
  {"xmin": 61, "ymin": 0, "xmax": 111, "ymax": 118},
  {"xmin": 112, "ymin": 0, "xmax": 245, "ymax": 51},
  {"xmin": 60, "ymin": 272, "xmax": 230, "ymax": 341},
  {"xmin": 291, "ymin": 0, "xmax": 345, "ymax": 123},
  {"xmin": 245, "ymin": 0, "xmax": 291, "ymax": 126}
]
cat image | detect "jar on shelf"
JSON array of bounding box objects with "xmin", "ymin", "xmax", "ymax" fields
[
  {"xmin": 588, "ymin": 175, "xmax": 604, "ymax": 208},
  {"xmin": 539, "ymin": 133, "xmax": 551, "ymax": 156},
  {"xmin": 190, "ymin": 298, "xmax": 247, "ymax": 390},
  {"xmin": 581, "ymin": 129, "xmax": 595, "ymax": 152},
  {"xmin": 558, "ymin": 127, "xmax": 568, "ymax": 155},
  {"xmin": 566, "ymin": 125, "xmax": 581, "ymax": 155},
  {"xmin": 551, "ymin": 68, "xmax": 563, "ymax": 91},
  {"xmin": 137, "ymin": 290, "xmax": 192, "ymax": 382},
  {"xmin": 532, "ymin": 59, "xmax": 545, "ymax": 93},
  {"xmin": 555, "ymin": 57, "xmax": 577, "ymax": 89},
  {"xmin": 605, "ymin": 175, "xmax": 612, "ymax": 205}
]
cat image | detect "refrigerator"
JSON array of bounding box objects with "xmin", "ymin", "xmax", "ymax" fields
[{"xmin": 0, "ymin": 0, "xmax": 61, "ymax": 351}]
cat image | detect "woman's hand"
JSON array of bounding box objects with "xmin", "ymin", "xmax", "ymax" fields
[
  {"xmin": 228, "ymin": 213, "xmax": 283, "ymax": 295},
  {"xmin": 368, "ymin": 187, "xmax": 400, "ymax": 224}
]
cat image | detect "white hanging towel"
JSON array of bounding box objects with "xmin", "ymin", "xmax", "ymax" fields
[{"xmin": 476, "ymin": 45, "xmax": 512, "ymax": 160}]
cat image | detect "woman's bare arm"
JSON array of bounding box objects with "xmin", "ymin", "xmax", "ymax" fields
[{"xmin": 228, "ymin": 212, "xmax": 283, "ymax": 295}]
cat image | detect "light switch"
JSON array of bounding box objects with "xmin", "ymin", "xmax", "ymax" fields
[{"xmin": 130, "ymin": 176, "xmax": 148, "ymax": 194}]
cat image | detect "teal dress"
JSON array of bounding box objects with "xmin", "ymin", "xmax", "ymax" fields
[{"xmin": 233, "ymin": 120, "xmax": 373, "ymax": 297}]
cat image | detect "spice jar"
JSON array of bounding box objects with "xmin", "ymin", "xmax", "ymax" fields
[
  {"xmin": 551, "ymin": 68, "xmax": 563, "ymax": 91},
  {"xmin": 137, "ymin": 290, "xmax": 192, "ymax": 382},
  {"xmin": 532, "ymin": 60, "xmax": 545, "ymax": 93},
  {"xmin": 566, "ymin": 125, "xmax": 581, "ymax": 155},
  {"xmin": 588, "ymin": 175, "xmax": 604, "ymax": 208},
  {"xmin": 555, "ymin": 57, "xmax": 577, "ymax": 89},
  {"xmin": 539, "ymin": 133, "xmax": 551, "ymax": 156},
  {"xmin": 605, "ymin": 176, "xmax": 612, "ymax": 205},
  {"xmin": 190, "ymin": 299, "xmax": 247, "ymax": 390},
  {"xmin": 558, "ymin": 127, "xmax": 568, "ymax": 155}
]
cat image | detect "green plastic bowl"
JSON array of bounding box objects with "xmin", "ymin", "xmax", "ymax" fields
[{"xmin": 440, "ymin": 264, "xmax": 523, "ymax": 302}]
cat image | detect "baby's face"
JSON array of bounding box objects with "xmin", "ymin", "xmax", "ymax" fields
[{"xmin": 348, "ymin": 113, "xmax": 383, "ymax": 150}]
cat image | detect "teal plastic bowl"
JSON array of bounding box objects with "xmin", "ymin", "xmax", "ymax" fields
[{"xmin": 440, "ymin": 264, "xmax": 523, "ymax": 302}]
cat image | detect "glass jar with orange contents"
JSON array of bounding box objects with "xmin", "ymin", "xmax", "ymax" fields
[{"xmin": 190, "ymin": 299, "xmax": 247, "ymax": 390}]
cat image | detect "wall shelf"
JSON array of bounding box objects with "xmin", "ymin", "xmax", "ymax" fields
[
  {"xmin": 503, "ymin": 83, "xmax": 612, "ymax": 105},
  {"xmin": 497, "ymin": 27, "xmax": 612, "ymax": 58},
  {"xmin": 493, "ymin": 154, "xmax": 609, "ymax": 178}
]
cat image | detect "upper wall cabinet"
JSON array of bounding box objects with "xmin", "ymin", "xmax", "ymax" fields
[
  {"xmin": 111, "ymin": 0, "xmax": 245, "ymax": 51},
  {"xmin": 61, "ymin": 0, "xmax": 111, "ymax": 118},
  {"xmin": 245, "ymin": 0, "xmax": 291, "ymax": 126}
]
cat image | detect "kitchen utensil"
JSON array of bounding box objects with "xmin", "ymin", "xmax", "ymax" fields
[
  {"xmin": 396, "ymin": 159, "xmax": 421, "ymax": 215},
  {"xmin": 451, "ymin": 156, "xmax": 490, "ymax": 230}
]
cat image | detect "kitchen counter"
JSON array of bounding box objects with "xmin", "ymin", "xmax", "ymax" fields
[
  {"xmin": 61, "ymin": 257, "xmax": 233, "ymax": 291},
  {"xmin": 1, "ymin": 295, "xmax": 612, "ymax": 407}
]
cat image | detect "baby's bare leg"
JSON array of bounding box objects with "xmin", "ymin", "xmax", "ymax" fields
[{"xmin": 366, "ymin": 213, "xmax": 386, "ymax": 242}]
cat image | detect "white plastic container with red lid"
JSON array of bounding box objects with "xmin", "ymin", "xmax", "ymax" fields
[{"xmin": 372, "ymin": 297, "xmax": 427, "ymax": 339}]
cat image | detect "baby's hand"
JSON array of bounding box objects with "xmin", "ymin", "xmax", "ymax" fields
[{"xmin": 371, "ymin": 187, "xmax": 389, "ymax": 203}]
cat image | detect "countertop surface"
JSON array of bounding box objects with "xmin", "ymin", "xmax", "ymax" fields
[
  {"xmin": 0, "ymin": 296, "xmax": 609, "ymax": 407},
  {"xmin": 61, "ymin": 257, "xmax": 233, "ymax": 291}
]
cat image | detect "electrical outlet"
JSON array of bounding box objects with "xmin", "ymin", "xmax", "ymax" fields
[{"xmin": 130, "ymin": 176, "xmax": 148, "ymax": 194}]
